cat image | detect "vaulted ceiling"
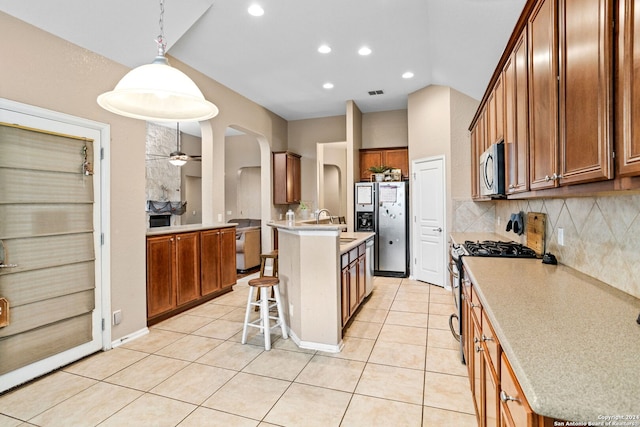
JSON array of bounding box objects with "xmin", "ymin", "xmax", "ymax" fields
[{"xmin": 0, "ymin": 0, "xmax": 526, "ymax": 121}]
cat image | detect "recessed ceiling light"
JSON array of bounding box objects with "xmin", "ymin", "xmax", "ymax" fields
[
  {"xmin": 248, "ymin": 4, "xmax": 264, "ymax": 16},
  {"xmin": 323, "ymin": 82, "xmax": 334, "ymax": 89},
  {"xmin": 318, "ymin": 44, "xmax": 332, "ymax": 54},
  {"xmin": 358, "ymin": 46, "xmax": 372, "ymax": 56},
  {"xmin": 402, "ymin": 71, "xmax": 414, "ymax": 79}
]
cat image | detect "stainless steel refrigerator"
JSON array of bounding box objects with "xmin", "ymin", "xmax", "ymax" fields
[{"xmin": 355, "ymin": 181, "xmax": 409, "ymax": 277}]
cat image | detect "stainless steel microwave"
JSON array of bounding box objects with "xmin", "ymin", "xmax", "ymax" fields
[{"xmin": 479, "ymin": 142, "xmax": 505, "ymax": 197}]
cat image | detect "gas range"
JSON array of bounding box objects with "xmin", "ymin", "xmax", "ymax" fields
[
  {"xmin": 449, "ymin": 239, "xmax": 537, "ymax": 364},
  {"xmin": 462, "ymin": 240, "xmax": 537, "ymax": 258}
]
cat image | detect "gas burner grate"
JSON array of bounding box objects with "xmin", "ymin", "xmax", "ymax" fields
[{"xmin": 463, "ymin": 240, "xmax": 537, "ymax": 258}]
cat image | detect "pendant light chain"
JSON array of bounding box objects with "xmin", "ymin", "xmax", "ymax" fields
[{"xmin": 156, "ymin": 0, "xmax": 167, "ymax": 56}]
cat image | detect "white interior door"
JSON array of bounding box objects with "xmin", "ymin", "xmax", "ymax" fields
[
  {"xmin": 412, "ymin": 156, "xmax": 445, "ymax": 286},
  {"xmin": 0, "ymin": 101, "xmax": 106, "ymax": 392}
]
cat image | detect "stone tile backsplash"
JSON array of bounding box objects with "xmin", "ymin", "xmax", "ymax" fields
[{"xmin": 453, "ymin": 194, "xmax": 640, "ymax": 299}]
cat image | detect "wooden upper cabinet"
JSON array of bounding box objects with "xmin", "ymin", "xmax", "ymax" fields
[
  {"xmin": 528, "ymin": 0, "xmax": 559, "ymax": 191},
  {"xmin": 359, "ymin": 147, "xmax": 409, "ymax": 181},
  {"xmin": 558, "ymin": 0, "xmax": 613, "ymax": 185},
  {"xmin": 504, "ymin": 30, "xmax": 530, "ymax": 194},
  {"xmin": 487, "ymin": 75, "xmax": 505, "ymax": 146},
  {"xmin": 616, "ymin": 0, "xmax": 640, "ymax": 177},
  {"xmin": 273, "ymin": 151, "xmax": 301, "ymax": 204}
]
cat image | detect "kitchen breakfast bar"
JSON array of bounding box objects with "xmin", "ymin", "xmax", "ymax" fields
[{"xmin": 268, "ymin": 221, "xmax": 374, "ymax": 353}]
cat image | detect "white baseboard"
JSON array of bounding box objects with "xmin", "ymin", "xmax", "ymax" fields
[
  {"xmin": 111, "ymin": 327, "xmax": 149, "ymax": 348},
  {"xmin": 287, "ymin": 329, "xmax": 343, "ymax": 353}
]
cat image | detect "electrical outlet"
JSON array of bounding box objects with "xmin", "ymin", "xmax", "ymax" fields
[
  {"xmin": 557, "ymin": 228, "xmax": 564, "ymax": 246},
  {"xmin": 113, "ymin": 310, "xmax": 122, "ymax": 325}
]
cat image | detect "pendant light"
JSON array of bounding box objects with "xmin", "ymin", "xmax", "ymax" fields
[
  {"xmin": 97, "ymin": 0, "xmax": 219, "ymax": 122},
  {"xmin": 169, "ymin": 123, "xmax": 188, "ymax": 166}
]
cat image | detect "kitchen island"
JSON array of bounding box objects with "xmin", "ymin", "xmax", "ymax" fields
[
  {"xmin": 268, "ymin": 221, "xmax": 374, "ymax": 352},
  {"xmin": 451, "ymin": 233, "xmax": 640, "ymax": 424}
]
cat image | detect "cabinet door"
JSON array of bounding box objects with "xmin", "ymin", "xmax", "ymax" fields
[
  {"xmin": 200, "ymin": 229, "xmax": 221, "ymax": 296},
  {"xmin": 348, "ymin": 260, "xmax": 358, "ymax": 315},
  {"xmin": 273, "ymin": 152, "xmax": 301, "ymax": 204},
  {"xmin": 219, "ymin": 227, "xmax": 237, "ymax": 288},
  {"xmin": 287, "ymin": 153, "xmax": 301, "ymax": 203},
  {"xmin": 175, "ymin": 232, "xmax": 200, "ymax": 306},
  {"xmin": 341, "ymin": 265, "xmax": 350, "ymax": 326},
  {"xmin": 472, "ymin": 319, "xmax": 484, "ymax": 425},
  {"xmin": 357, "ymin": 251, "xmax": 366, "ymax": 303},
  {"xmin": 487, "ymin": 76, "xmax": 504, "ymax": 145},
  {"xmin": 360, "ymin": 150, "xmax": 384, "ymax": 181},
  {"xmin": 485, "ymin": 362, "xmax": 499, "ymax": 427},
  {"xmin": 470, "ymin": 123, "xmax": 481, "ymax": 199},
  {"xmin": 384, "ymin": 148, "xmax": 409, "ymax": 179},
  {"xmin": 528, "ymin": 0, "xmax": 559, "ymax": 190},
  {"xmin": 616, "ymin": 0, "xmax": 640, "ymax": 176},
  {"xmin": 504, "ymin": 30, "xmax": 530, "ymax": 194},
  {"xmin": 146, "ymin": 235, "xmax": 175, "ymax": 318},
  {"xmin": 558, "ymin": 0, "xmax": 613, "ymax": 185}
]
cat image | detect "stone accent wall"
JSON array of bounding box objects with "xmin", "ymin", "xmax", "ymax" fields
[{"xmin": 145, "ymin": 123, "xmax": 182, "ymax": 226}]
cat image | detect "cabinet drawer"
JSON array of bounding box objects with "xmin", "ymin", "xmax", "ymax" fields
[
  {"xmin": 349, "ymin": 247, "xmax": 359, "ymax": 263},
  {"xmin": 341, "ymin": 252, "xmax": 349, "ymax": 267},
  {"xmin": 470, "ymin": 286, "xmax": 482, "ymax": 326},
  {"xmin": 358, "ymin": 243, "xmax": 366, "ymax": 256},
  {"xmin": 500, "ymin": 352, "xmax": 533, "ymax": 427},
  {"xmin": 481, "ymin": 310, "xmax": 500, "ymax": 376}
]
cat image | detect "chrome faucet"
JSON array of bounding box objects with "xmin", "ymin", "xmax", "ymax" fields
[{"xmin": 315, "ymin": 208, "xmax": 332, "ymax": 224}]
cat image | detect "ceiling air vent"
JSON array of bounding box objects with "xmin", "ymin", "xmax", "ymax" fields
[{"xmin": 368, "ymin": 90, "xmax": 384, "ymax": 96}]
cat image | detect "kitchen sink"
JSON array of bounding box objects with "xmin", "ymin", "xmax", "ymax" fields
[{"xmin": 339, "ymin": 237, "xmax": 357, "ymax": 243}]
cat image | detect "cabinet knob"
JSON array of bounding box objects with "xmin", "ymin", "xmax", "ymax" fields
[
  {"xmin": 551, "ymin": 173, "xmax": 563, "ymax": 181},
  {"xmin": 482, "ymin": 334, "xmax": 494, "ymax": 342},
  {"xmin": 544, "ymin": 175, "xmax": 551, "ymax": 182},
  {"xmin": 177, "ymin": 237, "xmax": 181, "ymax": 241},
  {"xmin": 474, "ymin": 337, "xmax": 480, "ymax": 344},
  {"xmin": 470, "ymin": 302, "xmax": 480, "ymax": 309},
  {"xmin": 475, "ymin": 345, "xmax": 483, "ymax": 353},
  {"xmin": 500, "ymin": 390, "xmax": 519, "ymax": 403}
]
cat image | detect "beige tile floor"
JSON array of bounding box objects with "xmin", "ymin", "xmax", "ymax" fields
[{"xmin": 0, "ymin": 275, "xmax": 477, "ymax": 427}]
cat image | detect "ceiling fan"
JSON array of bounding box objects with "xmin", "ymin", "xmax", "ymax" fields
[{"xmin": 146, "ymin": 122, "xmax": 201, "ymax": 166}]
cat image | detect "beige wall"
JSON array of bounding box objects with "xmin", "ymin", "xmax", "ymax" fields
[
  {"xmin": 408, "ymin": 85, "xmax": 479, "ymax": 232},
  {"xmin": 0, "ymin": 11, "xmax": 288, "ymax": 342},
  {"xmin": 362, "ymin": 110, "xmax": 408, "ymax": 149}
]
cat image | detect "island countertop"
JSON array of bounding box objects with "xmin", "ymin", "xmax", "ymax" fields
[
  {"xmin": 461, "ymin": 255, "xmax": 640, "ymax": 422},
  {"xmin": 146, "ymin": 223, "xmax": 234, "ymax": 236}
]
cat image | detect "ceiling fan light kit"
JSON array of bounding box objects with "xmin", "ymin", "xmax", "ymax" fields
[{"xmin": 97, "ymin": 0, "xmax": 219, "ymax": 122}]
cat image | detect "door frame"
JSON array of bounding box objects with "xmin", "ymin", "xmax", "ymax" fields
[
  {"xmin": 410, "ymin": 155, "xmax": 447, "ymax": 287},
  {"xmin": 0, "ymin": 98, "xmax": 111, "ymax": 390}
]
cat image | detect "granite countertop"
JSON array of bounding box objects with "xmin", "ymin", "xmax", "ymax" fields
[
  {"xmin": 460, "ymin": 254, "xmax": 640, "ymax": 422},
  {"xmin": 146, "ymin": 223, "xmax": 234, "ymax": 236}
]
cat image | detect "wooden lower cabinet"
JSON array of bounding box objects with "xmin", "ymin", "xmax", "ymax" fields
[
  {"xmin": 175, "ymin": 232, "xmax": 200, "ymax": 306},
  {"xmin": 341, "ymin": 243, "xmax": 367, "ymax": 327},
  {"xmin": 146, "ymin": 227, "xmax": 236, "ymax": 324},
  {"xmin": 201, "ymin": 227, "xmax": 237, "ymax": 296},
  {"xmin": 462, "ymin": 267, "xmax": 558, "ymax": 427}
]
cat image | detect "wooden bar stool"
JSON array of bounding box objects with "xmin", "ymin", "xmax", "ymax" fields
[
  {"xmin": 259, "ymin": 250, "xmax": 278, "ymax": 277},
  {"xmin": 241, "ymin": 276, "xmax": 288, "ymax": 351}
]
